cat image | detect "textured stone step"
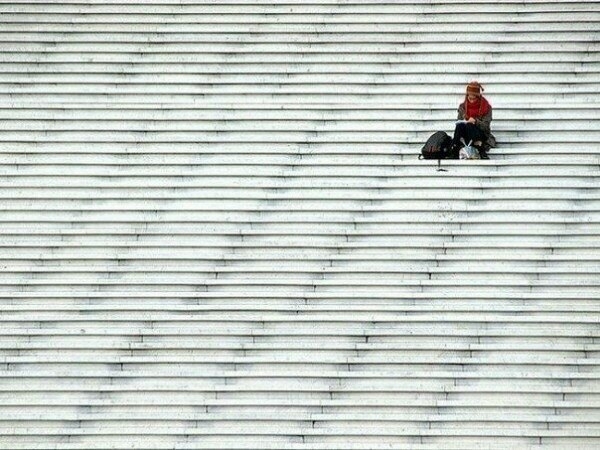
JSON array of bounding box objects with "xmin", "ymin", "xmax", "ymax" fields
[{"xmin": 1, "ymin": 0, "xmax": 598, "ymax": 448}]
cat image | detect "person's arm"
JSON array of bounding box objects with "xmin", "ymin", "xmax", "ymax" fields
[
  {"xmin": 474, "ymin": 107, "xmax": 492, "ymax": 135},
  {"xmin": 457, "ymin": 104, "xmax": 465, "ymax": 120}
]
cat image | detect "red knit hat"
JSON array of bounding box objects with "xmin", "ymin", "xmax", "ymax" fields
[{"xmin": 466, "ymin": 81, "xmax": 484, "ymax": 96}]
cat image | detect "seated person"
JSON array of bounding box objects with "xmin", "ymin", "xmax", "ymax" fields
[{"xmin": 453, "ymin": 81, "xmax": 497, "ymax": 159}]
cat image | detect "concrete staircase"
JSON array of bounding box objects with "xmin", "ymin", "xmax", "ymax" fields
[{"xmin": 0, "ymin": 1, "xmax": 599, "ymax": 448}]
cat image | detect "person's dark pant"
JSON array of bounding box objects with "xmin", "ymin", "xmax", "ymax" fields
[{"xmin": 453, "ymin": 122, "xmax": 486, "ymax": 149}]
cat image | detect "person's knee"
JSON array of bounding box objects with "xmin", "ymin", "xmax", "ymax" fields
[{"xmin": 454, "ymin": 122, "xmax": 467, "ymax": 136}]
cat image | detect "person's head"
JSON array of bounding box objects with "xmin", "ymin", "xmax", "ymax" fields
[{"xmin": 466, "ymin": 81, "xmax": 483, "ymax": 103}]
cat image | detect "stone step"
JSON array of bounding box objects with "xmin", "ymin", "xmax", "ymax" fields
[{"xmin": 1, "ymin": 0, "xmax": 598, "ymax": 447}]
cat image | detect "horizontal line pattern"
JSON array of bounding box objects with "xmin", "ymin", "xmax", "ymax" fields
[{"xmin": 0, "ymin": 1, "xmax": 599, "ymax": 449}]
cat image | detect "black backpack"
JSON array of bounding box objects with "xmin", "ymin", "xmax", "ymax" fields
[{"xmin": 419, "ymin": 131, "xmax": 454, "ymax": 160}]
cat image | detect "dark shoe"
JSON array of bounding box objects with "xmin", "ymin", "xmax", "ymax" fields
[
  {"xmin": 473, "ymin": 143, "xmax": 489, "ymax": 160},
  {"xmin": 448, "ymin": 142, "xmax": 461, "ymax": 159}
]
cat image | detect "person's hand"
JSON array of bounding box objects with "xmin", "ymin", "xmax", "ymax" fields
[{"xmin": 467, "ymin": 117, "xmax": 476, "ymax": 124}]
